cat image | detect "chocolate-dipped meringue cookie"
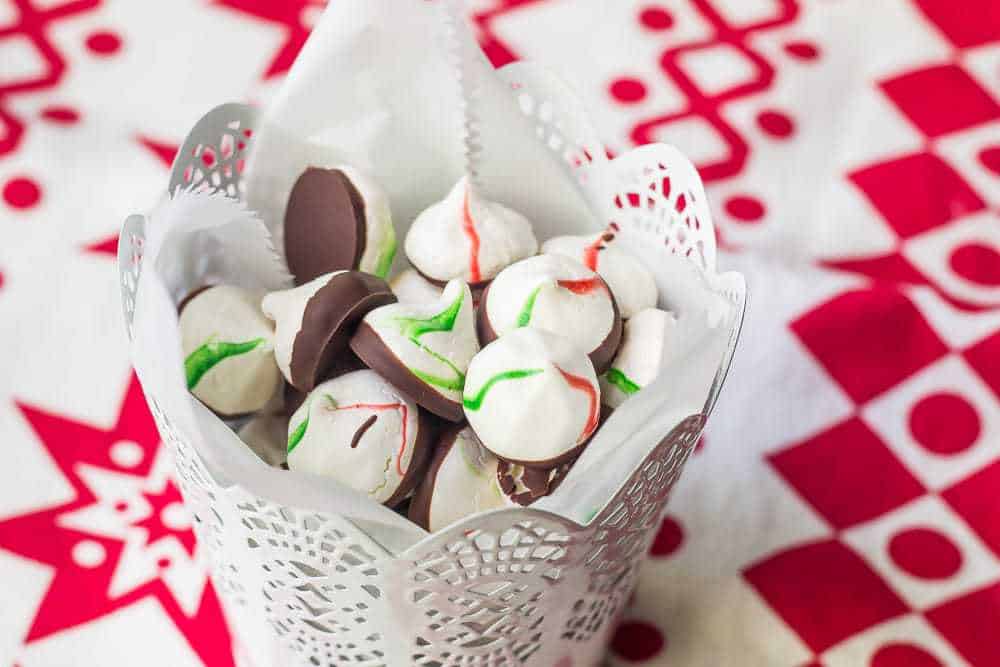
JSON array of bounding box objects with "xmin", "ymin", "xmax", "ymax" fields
[
  {"xmin": 496, "ymin": 460, "xmax": 571, "ymax": 506},
  {"xmin": 284, "ymin": 166, "xmax": 397, "ymax": 283},
  {"xmin": 261, "ymin": 271, "xmax": 396, "ymax": 392},
  {"xmin": 350, "ymin": 280, "xmax": 478, "ymax": 422},
  {"xmin": 542, "ymin": 232, "xmax": 658, "ymax": 319},
  {"xmin": 477, "ymin": 254, "xmax": 622, "ymax": 374},
  {"xmin": 463, "ymin": 327, "xmax": 600, "ymax": 466},
  {"xmin": 409, "ymin": 425, "xmax": 507, "ymax": 532},
  {"xmin": 237, "ymin": 412, "xmax": 289, "ymax": 468},
  {"xmin": 286, "ymin": 370, "xmax": 433, "ymax": 507},
  {"xmin": 389, "ymin": 269, "xmax": 444, "ymax": 304},
  {"xmin": 600, "ymin": 307, "xmax": 679, "ymax": 409},
  {"xmin": 404, "ymin": 177, "xmax": 538, "ymax": 287},
  {"xmin": 179, "ymin": 285, "xmax": 282, "ymax": 417}
]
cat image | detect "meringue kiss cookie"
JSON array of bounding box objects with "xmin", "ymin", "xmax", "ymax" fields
[
  {"xmin": 478, "ymin": 254, "xmax": 622, "ymax": 374},
  {"xmin": 600, "ymin": 308, "xmax": 679, "ymax": 409},
  {"xmin": 237, "ymin": 413, "xmax": 289, "ymax": 468},
  {"xmin": 496, "ymin": 460, "xmax": 571, "ymax": 507},
  {"xmin": 389, "ymin": 269, "xmax": 444, "ymax": 304},
  {"xmin": 286, "ymin": 370, "xmax": 433, "ymax": 507},
  {"xmin": 463, "ymin": 327, "xmax": 601, "ymax": 465},
  {"xmin": 179, "ymin": 285, "xmax": 281, "ymax": 417},
  {"xmin": 542, "ymin": 233, "xmax": 658, "ymax": 320},
  {"xmin": 409, "ymin": 425, "xmax": 506, "ymax": 532},
  {"xmin": 284, "ymin": 166, "xmax": 397, "ymax": 283},
  {"xmin": 350, "ymin": 280, "xmax": 478, "ymax": 422},
  {"xmin": 261, "ymin": 271, "xmax": 396, "ymax": 392},
  {"xmin": 404, "ymin": 177, "xmax": 538, "ymax": 286}
]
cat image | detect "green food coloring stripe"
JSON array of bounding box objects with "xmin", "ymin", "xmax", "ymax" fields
[
  {"xmin": 287, "ymin": 412, "xmax": 309, "ymax": 453},
  {"xmin": 604, "ymin": 368, "xmax": 641, "ymax": 395},
  {"xmin": 463, "ymin": 368, "xmax": 544, "ymax": 411},
  {"xmin": 184, "ymin": 338, "xmax": 265, "ymax": 389},
  {"xmin": 516, "ymin": 285, "xmax": 543, "ymax": 327},
  {"xmin": 373, "ymin": 224, "xmax": 397, "ymax": 279},
  {"xmin": 395, "ymin": 286, "xmax": 467, "ymax": 390}
]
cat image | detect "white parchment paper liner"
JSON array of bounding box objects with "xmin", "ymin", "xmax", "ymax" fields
[{"xmin": 127, "ymin": 0, "xmax": 743, "ymax": 555}]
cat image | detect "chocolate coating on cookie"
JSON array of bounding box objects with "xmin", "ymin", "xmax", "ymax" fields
[
  {"xmin": 477, "ymin": 254, "xmax": 622, "ymax": 374},
  {"xmin": 179, "ymin": 285, "xmax": 282, "ymax": 417},
  {"xmin": 350, "ymin": 280, "xmax": 478, "ymax": 422},
  {"xmin": 285, "ymin": 166, "xmax": 397, "ymax": 283},
  {"xmin": 409, "ymin": 425, "xmax": 506, "ymax": 531},
  {"xmin": 496, "ymin": 460, "xmax": 572, "ymax": 506},
  {"xmin": 463, "ymin": 327, "xmax": 601, "ymax": 466},
  {"xmin": 286, "ymin": 370, "xmax": 433, "ymax": 507},
  {"xmin": 262, "ymin": 271, "xmax": 396, "ymax": 392}
]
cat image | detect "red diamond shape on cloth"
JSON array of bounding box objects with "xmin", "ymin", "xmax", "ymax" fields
[
  {"xmin": 913, "ymin": 0, "xmax": 1000, "ymax": 48},
  {"xmin": 791, "ymin": 287, "xmax": 949, "ymax": 403},
  {"xmin": 964, "ymin": 330, "xmax": 1000, "ymax": 400},
  {"xmin": 769, "ymin": 417, "xmax": 926, "ymax": 529},
  {"xmin": 848, "ymin": 152, "xmax": 985, "ymax": 239},
  {"xmin": 880, "ymin": 64, "xmax": 1000, "ymax": 138},
  {"xmin": 942, "ymin": 461, "xmax": 1000, "ymax": 559},
  {"xmin": 744, "ymin": 539, "xmax": 908, "ymax": 653},
  {"xmin": 0, "ymin": 374, "xmax": 234, "ymax": 667},
  {"xmin": 212, "ymin": 0, "xmax": 325, "ymax": 78},
  {"xmin": 925, "ymin": 582, "xmax": 1000, "ymax": 666}
]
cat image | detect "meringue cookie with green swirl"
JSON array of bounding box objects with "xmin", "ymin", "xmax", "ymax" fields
[
  {"xmin": 404, "ymin": 177, "xmax": 538, "ymax": 287},
  {"xmin": 542, "ymin": 233, "xmax": 658, "ymax": 319},
  {"xmin": 286, "ymin": 370, "xmax": 432, "ymax": 507},
  {"xmin": 477, "ymin": 254, "xmax": 622, "ymax": 374},
  {"xmin": 350, "ymin": 279, "xmax": 479, "ymax": 422},
  {"xmin": 463, "ymin": 327, "xmax": 601, "ymax": 466},
  {"xmin": 600, "ymin": 307, "xmax": 679, "ymax": 409},
  {"xmin": 180, "ymin": 285, "xmax": 282, "ymax": 417}
]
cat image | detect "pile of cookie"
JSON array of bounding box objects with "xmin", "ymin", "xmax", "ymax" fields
[{"xmin": 179, "ymin": 166, "xmax": 678, "ymax": 531}]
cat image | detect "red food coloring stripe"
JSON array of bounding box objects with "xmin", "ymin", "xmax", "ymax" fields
[
  {"xmin": 556, "ymin": 366, "xmax": 599, "ymax": 441},
  {"xmin": 557, "ymin": 277, "xmax": 603, "ymax": 295},
  {"xmin": 583, "ymin": 236, "xmax": 604, "ymax": 271},
  {"xmin": 462, "ymin": 187, "xmax": 482, "ymax": 283},
  {"xmin": 335, "ymin": 402, "xmax": 409, "ymax": 475}
]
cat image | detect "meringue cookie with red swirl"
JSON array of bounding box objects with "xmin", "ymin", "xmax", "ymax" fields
[
  {"xmin": 404, "ymin": 177, "xmax": 538, "ymax": 288},
  {"xmin": 477, "ymin": 254, "xmax": 622, "ymax": 374},
  {"xmin": 463, "ymin": 327, "xmax": 600, "ymax": 466},
  {"xmin": 286, "ymin": 370, "xmax": 433, "ymax": 507},
  {"xmin": 542, "ymin": 232, "xmax": 658, "ymax": 319}
]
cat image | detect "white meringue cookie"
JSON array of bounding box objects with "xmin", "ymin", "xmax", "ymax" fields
[
  {"xmin": 479, "ymin": 254, "xmax": 621, "ymax": 373},
  {"xmin": 180, "ymin": 285, "xmax": 281, "ymax": 417},
  {"xmin": 286, "ymin": 370, "xmax": 431, "ymax": 506},
  {"xmin": 390, "ymin": 269, "xmax": 444, "ymax": 304},
  {"xmin": 600, "ymin": 307, "xmax": 679, "ymax": 409},
  {"xmin": 261, "ymin": 273, "xmax": 333, "ymax": 384},
  {"xmin": 542, "ymin": 233, "xmax": 658, "ymax": 319},
  {"xmin": 337, "ymin": 165, "xmax": 397, "ymax": 279},
  {"xmin": 404, "ymin": 177, "xmax": 538, "ymax": 285},
  {"xmin": 463, "ymin": 327, "xmax": 600, "ymax": 465}
]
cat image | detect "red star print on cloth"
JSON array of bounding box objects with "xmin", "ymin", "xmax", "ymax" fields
[
  {"xmin": 0, "ymin": 374, "xmax": 235, "ymax": 667},
  {"xmin": 212, "ymin": 0, "xmax": 327, "ymax": 78}
]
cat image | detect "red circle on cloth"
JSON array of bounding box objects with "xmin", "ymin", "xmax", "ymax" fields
[
  {"xmin": 157, "ymin": 557, "xmax": 171, "ymax": 569},
  {"xmin": 40, "ymin": 106, "xmax": 81, "ymax": 124},
  {"xmin": 888, "ymin": 527, "xmax": 962, "ymax": 580},
  {"xmin": 871, "ymin": 643, "xmax": 944, "ymax": 667},
  {"xmin": 85, "ymin": 31, "xmax": 122, "ymax": 55},
  {"xmin": 611, "ymin": 620, "xmax": 665, "ymax": 661},
  {"xmin": 3, "ymin": 177, "xmax": 41, "ymax": 209},
  {"xmin": 978, "ymin": 147, "xmax": 1000, "ymax": 176},
  {"xmin": 114, "ymin": 501, "xmax": 129, "ymax": 513},
  {"xmin": 650, "ymin": 516, "xmax": 684, "ymax": 557},
  {"xmin": 610, "ymin": 77, "xmax": 648, "ymax": 104},
  {"xmin": 909, "ymin": 392, "xmax": 980, "ymax": 455},
  {"xmin": 757, "ymin": 110, "xmax": 795, "ymax": 138},
  {"xmin": 950, "ymin": 243, "xmax": 1000, "ymax": 286},
  {"xmin": 0, "ymin": 271, "xmax": 5, "ymax": 289},
  {"xmin": 639, "ymin": 7, "xmax": 674, "ymax": 30},
  {"xmin": 784, "ymin": 41, "xmax": 820, "ymax": 61},
  {"xmin": 724, "ymin": 195, "xmax": 765, "ymax": 223}
]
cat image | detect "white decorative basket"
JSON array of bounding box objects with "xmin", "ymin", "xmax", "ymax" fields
[{"xmin": 119, "ymin": 85, "xmax": 745, "ymax": 665}]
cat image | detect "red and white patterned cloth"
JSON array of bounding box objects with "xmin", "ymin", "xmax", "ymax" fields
[{"xmin": 1, "ymin": 1, "xmax": 999, "ymax": 665}]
